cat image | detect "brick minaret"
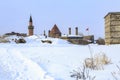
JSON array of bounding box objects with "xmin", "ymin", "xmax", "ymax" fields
[{"xmin": 28, "ymin": 16, "xmax": 34, "ymax": 36}]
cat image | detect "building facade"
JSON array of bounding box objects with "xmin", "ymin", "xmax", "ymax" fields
[
  {"xmin": 49, "ymin": 24, "xmax": 61, "ymax": 38},
  {"xmin": 105, "ymin": 12, "xmax": 120, "ymax": 44}
]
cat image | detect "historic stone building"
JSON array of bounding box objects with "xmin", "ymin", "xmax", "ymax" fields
[
  {"xmin": 105, "ymin": 12, "xmax": 120, "ymax": 44},
  {"xmin": 61, "ymin": 27, "xmax": 94, "ymax": 44},
  {"xmin": 49, "ymin": 24, "xmax": 61, "ymax": 38},
  {"xmin": 28, "ymin": 16, "xmax": 34, "ymax": 36}
]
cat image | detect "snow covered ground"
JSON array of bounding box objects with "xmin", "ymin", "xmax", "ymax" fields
[{"xmin": 0, "ymin": 35, "xmax": 120, "ymax": 80}]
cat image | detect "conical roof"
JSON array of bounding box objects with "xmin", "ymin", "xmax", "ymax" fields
[
  {"xmin": 29, "ymin": 15, "xmax": 33, "ymax": 22},
  {"xmin": 50, "ymin": 24, "xmax": 61, "ymax": 34},
  {"xmin": 28, "ymin": 15, "xmax": 34, "ymax": 29}
]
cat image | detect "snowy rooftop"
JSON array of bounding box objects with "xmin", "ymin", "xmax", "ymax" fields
[{"xmin": 62, "ymin": 34, "xmax": 83, "ymax": 37}]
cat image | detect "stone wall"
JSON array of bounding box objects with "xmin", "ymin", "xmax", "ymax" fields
[{"xmin": 105, "ymin": 12, "xmax": 120, "ymax": 44}]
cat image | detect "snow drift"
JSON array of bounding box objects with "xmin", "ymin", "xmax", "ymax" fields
[{"xmin": 0, "ymin": 35, "xmax": 120, "ymax": 80}]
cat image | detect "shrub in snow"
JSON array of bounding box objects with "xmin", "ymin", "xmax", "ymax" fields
[
  {"xmin": 84, "ymin": 58, "xmax": 95, "ymax": 70},
  {"xmin": 70, "ymin": 65, "xmax": 96, "ymax": 80},
  {"xmin": 0, "ymin": 37, "xmax": 10, "ymax": 43},
  {"xmin": 41, "ymin": 40, "xmax": 52, "ymax": 44},
  {"xmin": 15, "ymin": 38, "xmax": 26, "ymax": 43},
  {"xmin": 111, "ymin": 65, "xmax": 120, "ymax": 80},
  {"xmin": 84, "ymin": 53, "xmax": 111, "ymax": 70},
  {"xmin": 96, "ymin": 37, "xmax": 105, "ymax": 45},
  {"xmin": 94, "ymin": 53, "xmax": 111, "ymax": 65}
]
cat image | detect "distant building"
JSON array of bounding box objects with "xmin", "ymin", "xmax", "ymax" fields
[
  {"xmin": 61, "ymin": 27, "xmax": 82, "ymax": 40},
  {"xmin": 28, "ymin": 16, "xmax": 34, "ymax": 36},
  {"xmin": 68, "ymin": 27, "xmax": 78, "ymax": 35},
  {"xmin": 5, "ymin": 32, "xmax": 27, "ymax": 37},
  {"xmin": 49, "ymin": 24, "xmax": 61, "ymax": 38},
  {"xmin": 104, "ymin": 12, "xmax": 120, "ymax": 44},
  {"xmin": 83, "ymin": 35, "xmax": 94, "ymax": 43},
  {"xmin": 61, "ymin": 27, "xmax": 94, "ymax": 44}
]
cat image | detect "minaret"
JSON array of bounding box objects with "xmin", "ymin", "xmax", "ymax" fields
[{"xmin": 28, "ymin": 15, "xmax": 34, "ymax": 36}]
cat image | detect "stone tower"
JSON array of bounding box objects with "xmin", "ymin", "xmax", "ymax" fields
[
  {"xmin": 28, "ymin": 16, "xmax": 34, "ymax": 36},
  {"xmin": 105, "ymin": 12, "xmax": 120, "ymax": 44}
]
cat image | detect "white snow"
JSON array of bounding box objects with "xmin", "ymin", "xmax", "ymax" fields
[{"xmin": 0, "ymin": 35, "xmax": 120, "ymax": 80}]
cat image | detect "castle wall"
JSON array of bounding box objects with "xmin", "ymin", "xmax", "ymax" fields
[{"xmin": 105, "ymin": 12, "xmax": 120, "ymax": 44}]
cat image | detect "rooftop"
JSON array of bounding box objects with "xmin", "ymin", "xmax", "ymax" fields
[{"xmin": 104, "ymin": 12, "xmax": 120, "ymax": 18}]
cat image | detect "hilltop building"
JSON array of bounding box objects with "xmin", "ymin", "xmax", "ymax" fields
[
  {"xmin": 49, "ymin": 24, "xmax": 61, "ymax": 38},
  {"xmin": 4, "ymin": 32, "xmax": 27, "ymax": 37},
  {"xmin": 61, "ymin": 27, "xmax": 94, "ymax": 44},
  {"xmin": 105, "ymin": 12, "xmax": 120, "ymax": 44},
  {"xmin": 28, "ymin": 16, "xmax": 34, "ymax": 36},
  {"xmin": 26, "ymin": 16, "xmax": 94, "ymax": 44},
  {"xmin": 68, "ymin": 27, "xmax": 78, "ymax": 35},
  {"xmin": 61, "ymin": 27, "xmax": 82, "ymax": 40}
]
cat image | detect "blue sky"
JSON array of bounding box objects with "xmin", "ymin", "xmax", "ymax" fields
[{"xmin": 0, "ymin": 0, "xmax": 120, "ymax": 38}]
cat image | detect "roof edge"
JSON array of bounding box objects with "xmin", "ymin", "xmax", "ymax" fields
[{"xmin": 104, "ymin": 12, "xmax": 120, "ymax": 18}]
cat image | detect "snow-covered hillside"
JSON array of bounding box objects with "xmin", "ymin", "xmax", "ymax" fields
[{"xmin": 0, "ymin": 35, "xmax": 120, "ymax": 80}]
